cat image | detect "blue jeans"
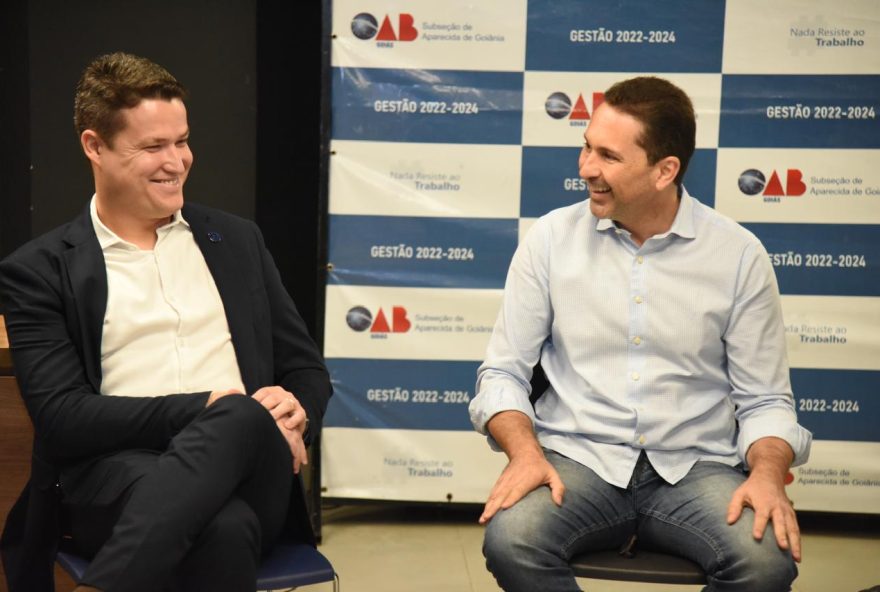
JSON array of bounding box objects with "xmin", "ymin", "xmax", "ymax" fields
[{"xmin": 483, "ymin": 450, "xmax": 797, "ymax": 592}]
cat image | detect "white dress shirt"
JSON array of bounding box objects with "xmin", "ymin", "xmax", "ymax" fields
[
  {"xmin": 469, "ymin": 190, "xmax": 812, "ymax": 488},
  {"xmin": 91, "ymin": 197, "xmax": 245, "ymax": 398}
]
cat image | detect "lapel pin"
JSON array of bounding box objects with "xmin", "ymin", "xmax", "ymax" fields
[{"xmin": 207, "ymin": 231, "xmax": 222, "ymax": 243}]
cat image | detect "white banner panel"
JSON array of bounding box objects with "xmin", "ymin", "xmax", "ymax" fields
[
  {"xmin": 715, "ymin": 149, "xmax": 880, "ymax": 224},
  {"xmin": 328, "ymin": 140, "xmax": 521, "ymax": 218},
  {"xmin": 518, "ymin": 217, "xmax": 537, "ymax": 243},
  {"xmin": 322, "ymin": 427, "xmax": 507, "ymax": 502},
  {"xmin": 723, "ymin": 0, "xmax": 880, "ymax": 74},
  {"xmin": 521, "ymin": 71, "xmax": 721, "ymax": 148},
  {"xmin": 785, "ymin": 440, "xmax": 880, "ymax": 513},
  {"xmin": 782, "ymin": 295, "xmax": 880, "ymax": 371},
  {"xmin": 331, "ymin": 0, "xmax": 527, "ymax": 71},
  {"xmin": 324, "ymin": 285, "xmax": 502, "ymax": 360}
]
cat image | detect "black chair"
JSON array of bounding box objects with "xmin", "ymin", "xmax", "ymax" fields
[
  {"xmin": 570, "ymin": 548, "xmax": 705, "ymax": 585},
  {"xmin": 57, "ymin": 541, "xmax": 339, "ymax": 591}
]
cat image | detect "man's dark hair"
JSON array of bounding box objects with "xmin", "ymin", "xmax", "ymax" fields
[
  {"xmin": 603, "ymin": 76, "xmax": 695, "ymax": 186},
  {"xmin": 74, "ymin": 52, "xmax": 187, "ymax": 146}
]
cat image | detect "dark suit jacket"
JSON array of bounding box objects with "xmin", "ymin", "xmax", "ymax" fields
[{"xmin": 0, "ymin": 202, "xmax": 332, "ymax": 592}]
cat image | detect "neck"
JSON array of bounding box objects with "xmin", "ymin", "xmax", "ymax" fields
[
  {"xmin": 94, "ymin": 194, "xmax": 171, "ymax": 250},
  {"xmin": 619, "ymin": 185, "xmax": 680, "ymax": 246}
]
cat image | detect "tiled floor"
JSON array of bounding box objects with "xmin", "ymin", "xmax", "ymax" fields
[{"xmin": 296, "ymin": 504, "xmax": 880, "ymax": 592}]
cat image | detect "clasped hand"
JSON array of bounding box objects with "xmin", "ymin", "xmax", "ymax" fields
[{"xmin": 208, "ymin": 386, "xmax": 309, "ymax": 474}]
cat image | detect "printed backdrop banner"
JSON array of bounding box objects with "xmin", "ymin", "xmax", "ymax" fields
[{"xmin": 323, "ymin": 0, "xmax": 880, "ymax": 513}]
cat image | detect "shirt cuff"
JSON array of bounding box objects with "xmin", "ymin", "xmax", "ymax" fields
[
  {"xmin": 738, "ymin": 409, "xmax": 813, "ymax": 470},
  {"xmin": 469, "ymin": 384, "xmax": 536, "ymax": 451}
]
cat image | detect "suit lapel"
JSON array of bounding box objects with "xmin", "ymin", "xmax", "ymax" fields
[
  {"xmin": 185, "ymin": 205, "xmax": 260, "ymax": 393},
  {"xmin": 61, "ymin": 207, "xmax": 107, "ymax": 393}
]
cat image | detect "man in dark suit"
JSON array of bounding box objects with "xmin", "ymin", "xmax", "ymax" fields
[{"xmin": 0, "ymin": 52, "xmax": 332, "ymax": 592}]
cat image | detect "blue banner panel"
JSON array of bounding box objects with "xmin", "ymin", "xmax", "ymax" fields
[
  {"xmin": 328, "ymin": 215, "xmax": 517, "ymax": 288},
  {"xmin": 719, "ymin": 75, "xmax": 880, "ymax": 148},
  {"xmin": 791, "ymin": 369, "xmax": 880, "ymax": 442},
  {"xmin": 331, "ymin": 67, "xmax": 523, "ymax": 144},
  {"xmin": 745, "ymin": 223, "xmax": 880, "ymax": 297},
  {"xmin": 683, "ymin": 149, "xmax": 717, "ymax": 209},
  {"xmin": 519, "ymin": 147, "xmax": 584, "ymax": 218},
  {"xmin": 324, "ymin": 358, "xmax": 480, "ymax": 430},
  {"xmin": 520, "ymin": 147, "xmax": 716, "ymax": 218},
  {"xmin": 525, "ymin": 0, "xmax": 725, "ymax": 73}
]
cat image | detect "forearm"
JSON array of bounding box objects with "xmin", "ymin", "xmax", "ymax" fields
[
  {"xmin": 486, "ymin": 410, "xmax": 544, "ymax": 461},
  {"xmin": 746, "ymin": 436, "xmax": 794, "ymax": 480}
]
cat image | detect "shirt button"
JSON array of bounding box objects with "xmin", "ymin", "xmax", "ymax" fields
[
  {"xmin": 634, "ymin": 295, "xmax": 643, "ymax": 304},
  {"xmin": 637, "ymin": 256, "xmax": 644, "ymax": 264},
  {"xmin": 639, "ymin": 435, "xmax": 646, "ymax": 445},
  {"xmin": 633, "ymin": 336, "xmax": 642, "ymax": 345},
  {"xmin": 631, "ymin": 372, "xmax": 640, "ymax": 381}
]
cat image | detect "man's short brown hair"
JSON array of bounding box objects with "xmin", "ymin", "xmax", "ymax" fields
[
  {"xmin": 603, "ymin": 77, "xmax": 695, "ymax": 186},
  {"xmin": 74, "ymin": 52, "xmax": 187, "ymax": 146}
]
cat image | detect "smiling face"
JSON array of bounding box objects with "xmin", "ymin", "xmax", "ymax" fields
[
  {"xmin": 578, "ymin": 103, "xmax": 679, "ymax": 240},
  {"xmin": 85, "ymin": 97, "xmax": 192, "ymax": 233}
]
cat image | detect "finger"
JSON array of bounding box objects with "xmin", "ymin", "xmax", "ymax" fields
[
  {"xmin": 292, "ymin": 438, "xmax": 308, "ymax": 474},
  {"xmin": 770, "ymin": 507, "xmax": 790, "ymax": 550},
  {"xmin": 251, "ymin": 388, "xmax": 270, "ymax": 402},
  {"xmin": 548, "ymin": 471, "xmax": 566, "ymax": 507},
  {"xmin": 269, "ymin": 397, "xmax": 296, "ymax": 421},
  {"xmin": 788, "ymin": 516, "xmax": 802, "ymax": 563},
  {"xmin": 726, "ymin": 490, "xmax": 745, "ymax": 525},
  {"xmin": 480, "ymin": 481, "xmax": 510, "ymax": 524},
  {"xmin": 479, "ymin": 498, "xmax": 501, "ymax": 525},
  {"xmin": 283, "ymin": 409, "xmax": 306, "ymax": 430},
  {"xmin": 751, "ymin": 508, "xmax": 769, "ymax": 541}
]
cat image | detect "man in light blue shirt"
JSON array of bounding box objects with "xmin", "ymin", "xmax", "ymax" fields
[{"xmin": 469, "ymin": 77, "xmax": 812, "ymax": 592}]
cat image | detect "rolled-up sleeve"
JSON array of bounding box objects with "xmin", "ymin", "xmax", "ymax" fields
[
  {"xmin": 725, "ymin": 240, "xmax": 812, "ymax": 468},
  {"xmin": 469, "ymin": 219, "xmax": 553, "ymax": 444}
]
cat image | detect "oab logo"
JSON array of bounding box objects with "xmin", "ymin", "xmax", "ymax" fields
[
  {"xmin": 346, "ymin": 305, "xmax": 412, "ymax": 334},
  {"xmin": 545, "ymin": 91, "xmax": 605, "ymax": 126},
  {"xmin": 738, "ymin": 169, "xmax": 806, "ymax": 200},
  {"xmin": 351, "ymin": 12, "xmax": 418, "ymax": 43}
]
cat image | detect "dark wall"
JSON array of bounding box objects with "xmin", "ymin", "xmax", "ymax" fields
[
  {"xmin": 27, "ymin": 0, "xmax": 257, "ymax": 232},
  {"xmin": 0, "ymin": 0, "xmax": 31, "ymax": 263},
  {"xmin": 0, "ymin": 1, "xmax": 326, "ymax": 338}
]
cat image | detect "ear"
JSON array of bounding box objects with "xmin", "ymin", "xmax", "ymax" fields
[
  {"xmin": 653, "ymin": 156, "xmax": 680, "ymax": 191},
  {"xmin": 80, "ymin": 130, "xmax": 104, "ymax": 166}
]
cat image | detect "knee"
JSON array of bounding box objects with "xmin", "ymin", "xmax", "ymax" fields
[
  {"xmin": 210, "ymin": 394, "xmax": 277, "ymax": 440},
  {"xmin": 483, "ymin": 496, "xmax": 556, "ymax": 571},
  {"xmin": 714, "ymin": 541, "xmax": 797, "ymax": 592}
]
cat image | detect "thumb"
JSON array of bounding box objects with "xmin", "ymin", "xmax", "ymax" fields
[{"xmin": 548, "ymin": 470, "xmax": 565, "ymax": 507}]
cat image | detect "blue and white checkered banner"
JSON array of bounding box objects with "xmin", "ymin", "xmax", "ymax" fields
[{"xmin": 323, "ymin": 0, "xmax": 880, "ymax": 512}]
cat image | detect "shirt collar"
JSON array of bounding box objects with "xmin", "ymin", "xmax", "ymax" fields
[
  {"xmin": 594, "ymin": 186, "xmax": 697, "ymax": 240},
  {"xmin": 90, "ymin": 195, "xmax": 189, "ymax": 251}
]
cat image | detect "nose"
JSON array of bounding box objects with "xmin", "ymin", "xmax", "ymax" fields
[
  {"xmin": 578, "ymin": 147, "xmax": 598, "ymax": 180},
  {"xmin": 163, "ymin": 144, "xmax": 189, "ymax": 173}
]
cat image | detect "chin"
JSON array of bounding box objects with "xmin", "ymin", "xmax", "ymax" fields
[{"xmin": 589, "ymin": 201, "xmax": 612, "ymax": 219}]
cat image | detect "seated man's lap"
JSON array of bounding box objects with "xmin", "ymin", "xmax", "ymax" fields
[
  {"xmin": 61, "ymin": 395, "xmax": 292, "ymax": 559},
  {"xmin": 484, "ymin": 452, "xmax": 797, "ymax": 591}
]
